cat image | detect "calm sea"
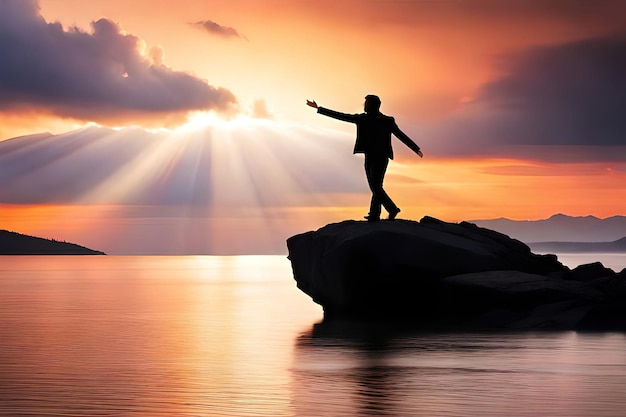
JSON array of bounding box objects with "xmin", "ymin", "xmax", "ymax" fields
[{"xmin": 1, "ymin": 254, "xmax": 625, "ymax": 417}]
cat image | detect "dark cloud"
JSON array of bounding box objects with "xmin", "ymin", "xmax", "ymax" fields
[
  {"xmin": 0, "ymin": 0, "xmax": 238, "ymax": 123},
  {"xmin": 441, "ymin": 0, "xmax": 626, "ymax": 25},
  {"xmin": 296, "ymin": 0, "xmax": 626, "ymax": 34},
  {"xmin": 478, "ymin": 33, "xmax": 626, "ymax": 146},
  {"xmin": 192, "ymin": 20, "xmax": 247, "ymax": 40},
  {"xmin": 420, "ymin": 33, "xmax": 626, "ymax": 161}
]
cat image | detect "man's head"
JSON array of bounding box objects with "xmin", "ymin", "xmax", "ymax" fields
[{"xmin": 364, "ymin": 94, "xmax": 381, "ymax": 113}]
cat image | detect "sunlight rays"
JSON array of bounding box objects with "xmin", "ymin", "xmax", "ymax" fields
[{"xmin": 0, "ymin": 117, "xmax": 370, "ymax": 253}]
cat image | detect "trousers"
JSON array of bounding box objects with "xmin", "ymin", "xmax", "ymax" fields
[{"xmin": 364, "ymin": 154, "xmax": 398, "ymax": 218}]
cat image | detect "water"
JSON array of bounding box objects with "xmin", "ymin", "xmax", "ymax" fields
[
  {"xmin": 1, "ymin": 254, "xmax": 625, "ymax": 416},
  {"xmin": 553, "ymin": 252, "xmax": 626, "ymax": 272}
]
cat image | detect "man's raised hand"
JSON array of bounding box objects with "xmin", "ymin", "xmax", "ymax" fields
[{"xmin": 306, "ymin": 100, "xmax": 318, "ymax": 109}]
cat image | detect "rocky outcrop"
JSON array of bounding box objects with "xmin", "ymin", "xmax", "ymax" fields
[
  {"xmin": 0, "ymin": 230, "xmax": 106, "ymax": 255},
  {"xmin": 287, "ymin": 217, "xmax": 626, "ymax": 330}
]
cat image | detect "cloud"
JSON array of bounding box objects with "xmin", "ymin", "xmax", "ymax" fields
[
  {"xmin": 287, "ymin": 0, "xmax": 626, "ymax": 34},
  {"xmin": 478, "ymin": 33, "xmax": 626, "ymax": 146},
  {"xmin": 420, "ymin": 33, "xmax": 626, "ymax": 161},
  {"xmin": 251, "ymin": 99, "xmax": 273, "ymax": 119},
  {"xmin": 0, "ymin": 0, "xmax": 238, "ymax": 124},
  {"xmin": 192, "ymin": 20, "xmax": 247, "ymax": 40}
]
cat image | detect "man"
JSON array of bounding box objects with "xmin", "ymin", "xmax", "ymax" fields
[{"xmin": 306, "ymin": 95, "xmax": 423, "ymax": 221}]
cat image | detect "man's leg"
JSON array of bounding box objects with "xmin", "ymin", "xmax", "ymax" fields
[{"xmin": 365, "ymin": 155, "xmax": 398, "ymax": 219}]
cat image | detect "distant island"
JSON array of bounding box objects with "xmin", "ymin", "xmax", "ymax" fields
[
  {"xmin": 470, "ymin": 214, "xmax": 626, "ymax": 244},
  {"xmin": 0, "ymin": 230, "xmax": 106, "ymax": 255},
  {"xmin": 530, "ymin": 237, "xmax": 626, "ymax": 253}
]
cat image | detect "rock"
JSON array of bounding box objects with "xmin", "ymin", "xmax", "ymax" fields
[
  {"xmin": 567, "ymin": 262, "xmax": 615, "ymax": 282},
  {"xmin": 287, "ymin": 217, "xmax": 625, "ymax": 330},
  {"xmin": 442, "ymin": 270, "xmax": 602, "ymax": 311},
  {"xmin": 441, "ymin": 271, "xmax": 602, "ymax": 328},
  {"xmin": 0, "ymin": 229, "xmax": 106, "ymax": 255},
  {"xmin": 589, "ymin": 275, "xmax": 626, "ymax": 302}
]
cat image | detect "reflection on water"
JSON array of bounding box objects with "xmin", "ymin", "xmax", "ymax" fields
[
  {"xmin": 1, "ymin": 255, "xmax": 626, "ymax": 416},
  {"xmin": 293, "ymin": 322, "xmax": 626, "ymax": 417},
  {"xmin": 0, "ymin": 256, "xmax": 322, "ymax": 417}
]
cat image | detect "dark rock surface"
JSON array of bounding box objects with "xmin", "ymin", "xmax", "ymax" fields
[{"xmin": 287, "ymin": 217, "xmax": 626, "ymax": 330}]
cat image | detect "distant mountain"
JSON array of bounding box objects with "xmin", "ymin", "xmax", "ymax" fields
[
  {"xmin": 529, "ymin": 237, "xmax": 626, "ymax": 253},
  {"xmin": 470, "ymin": 214, "xmax": 626, "ymax": 244},
  {"xmin": 0, "ymin": 230, "xmax": 105, "ymax": 255}
]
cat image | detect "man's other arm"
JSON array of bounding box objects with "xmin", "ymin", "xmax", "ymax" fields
[{"xmin": 391, "ymin": 120, "xmax": 423, "ymax": 157}]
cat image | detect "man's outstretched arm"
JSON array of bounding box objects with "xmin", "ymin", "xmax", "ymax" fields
[
  {"xmin": 392, "ymin": 122, "xmax": 423, "ymax": 158},
  {"xmin": 306, "ymin": 99, "xmax": 359, "ymax": 123}
]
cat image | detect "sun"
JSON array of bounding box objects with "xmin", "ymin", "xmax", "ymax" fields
[
  {"xmin": 176, "ymin": 111, "xmax": 222, "ymax": 132},
  {"xmin": 176, "ymin": 111, "xmax": 267, "ymax": 133}
]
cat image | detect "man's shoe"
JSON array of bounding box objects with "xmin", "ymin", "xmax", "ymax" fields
[
  {"xmin": 388, "ymin": 208, "xmax": 401, "ymax": 220},
  {"xmin": 364, "ymin": 215, "xmax": 380, "ymax": 222}
]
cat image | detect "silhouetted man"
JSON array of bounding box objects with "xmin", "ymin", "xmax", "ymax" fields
[{"xmin": 307, "ymin": 95, "xmax": 423, "ymax": 221}]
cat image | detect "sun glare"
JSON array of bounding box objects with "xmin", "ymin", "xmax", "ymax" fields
[
  {"xmin": 178, "ymin": 111, "xmax": 220, "ymax": 132},
  {"xmin": 176, "ymin": 111, "xmax": 263, "ymax": 133}
]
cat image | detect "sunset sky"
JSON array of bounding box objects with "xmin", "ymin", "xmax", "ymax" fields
[{"xmin": 1, "ymin": 0, "xmax": 625, "ymax": 254}]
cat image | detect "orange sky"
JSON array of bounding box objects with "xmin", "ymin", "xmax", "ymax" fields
[{"xmin": 0, "ymin": 0, "xmax": 625, "ymax": 254}]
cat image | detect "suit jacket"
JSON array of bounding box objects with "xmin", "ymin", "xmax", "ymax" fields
[{"xmin": 317, "ymin": 106, "xmax": 420, "ymax": 160}]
